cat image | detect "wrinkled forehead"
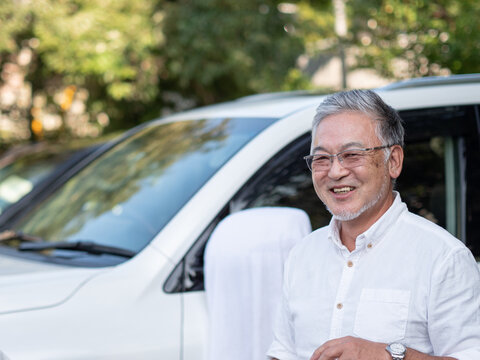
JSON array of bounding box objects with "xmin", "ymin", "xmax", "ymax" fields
[{"xmin": 311, "ymin": 111, "xmax": 380, "ymax": 151}]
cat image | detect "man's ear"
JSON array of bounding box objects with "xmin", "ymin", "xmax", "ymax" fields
[{"xmin": 388, "ymin": 145, "xmax": 404, "ymax": 179}]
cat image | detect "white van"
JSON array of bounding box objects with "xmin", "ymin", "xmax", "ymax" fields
[{"xmin": 0, "ymin": 75, "xmax": 479, "ymax": 359}]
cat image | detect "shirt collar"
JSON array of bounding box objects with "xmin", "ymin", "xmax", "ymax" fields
[{"xmin": 327, "ymin": 191, "xmax": 407, "ymax": 253}]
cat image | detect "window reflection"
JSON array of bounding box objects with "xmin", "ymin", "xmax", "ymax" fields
[
  {"xmin": 0, "ymin": 151, "xmax": 72, "ymax": 212},
  {"xmin": 14, "ymin": 117, "xmax": 275, "ymax": 255},
  {"xmin": 397, "ymin": 137, "xmax": 446, "ymax": 228},
  {"xmin": 238, "ymin": 136, "xmax": 331, "ymax": 230}
]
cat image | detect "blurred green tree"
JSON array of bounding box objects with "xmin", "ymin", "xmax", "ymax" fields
[
  {"xmin": 1, "ymin": 0, "xmax": 479, "ymax": 144},
  {"xmin": 161, "ymin": 0, "xmax": 310, "ymax": 103},
  {"xmin": 348, "ymin": 0, "xmax": 480, "ymax": 77},
  {"xmin": 0, "ymin": 0, "xmax": 311, "ymax": 141},
  {"xmin": 0, "ymin": 0, "xmax": 165, "ymax": 138}
]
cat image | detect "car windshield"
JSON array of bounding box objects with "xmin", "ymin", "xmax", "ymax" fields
[
  {"xmin": 0, "ymin": 150, "xmax": 74, "ymax": 214},
  {"xmin": 9, "ymin": 117, "xmax": 276, "ymax": 258}
]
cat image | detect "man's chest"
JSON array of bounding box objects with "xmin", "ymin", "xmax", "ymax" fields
[{"xmin": 287, "ymin": 250, "xmax": 431, "ymax": 356}]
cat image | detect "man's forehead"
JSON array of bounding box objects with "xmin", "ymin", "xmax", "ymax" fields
[
  {"xmin": 320, "ymin": 110, "xmax": 375, "ymax": 123},
  {"xmin": 312, "ymin": 112, "xmax": 380, "ymax": 152},
  {"xmin": 315, "ymin": 112, "xmax": 377, "ymax": 134}
]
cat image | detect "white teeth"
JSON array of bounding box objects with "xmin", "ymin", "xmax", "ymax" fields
[{"xmin": 333, "ymin": 187, "xmax": 354, "ymax": 193}]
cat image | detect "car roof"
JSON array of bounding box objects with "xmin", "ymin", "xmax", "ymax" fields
[
  {"xmin": 378, "ymin": 73, "xmax": 480, "ymax": 90},
  {"xmin": 162, "ymin": 95, "xmax": 324, "ymax": 120},
  {"xmin": 159, "ymin": 74, "xmax": 480, "ymax": 122}
]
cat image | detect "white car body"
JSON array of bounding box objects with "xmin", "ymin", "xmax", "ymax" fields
[{"xmin": 0, "ymin": 76, "xmax": 480, "ymax": 359}]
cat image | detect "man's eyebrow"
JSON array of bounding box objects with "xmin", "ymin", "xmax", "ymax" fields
[
  {"xmin": 312, "ymin": 142, "xmax": 365, "ymax": 153},
  {"xmin": 311, "ymin": 145, "xmax": 327, "ymax": 153},
  {"xmin": 342, "ymin": 142, "xmax": 365, "ymax": 149}
]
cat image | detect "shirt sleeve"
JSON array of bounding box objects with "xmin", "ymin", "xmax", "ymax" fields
[
  {"xmin": 428, "ymin": 247, "xmax": 480, "ymax": 360},
  {"xmin": 266, "ymin": 254, "xmax": 297, "ymax": 360}
]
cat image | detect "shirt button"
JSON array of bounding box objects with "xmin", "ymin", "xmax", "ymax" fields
[
  {"xmin": 367, "ymin": 243, "xmax": 373, "ymax": 249},
  {"xmin": 347, "ymin": 261, "xmax": 353, "ymax": 267},
  {"xmin": 336, "ymin": 303, "xmax": 343, "ymax": 309}
]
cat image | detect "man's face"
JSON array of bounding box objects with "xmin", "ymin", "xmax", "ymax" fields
[{"xmin": 311, "ymin": 111, "xmax": 395, "ymax": 223}]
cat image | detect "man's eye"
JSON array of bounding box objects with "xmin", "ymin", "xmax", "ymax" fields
[
  {"xmin": 313, "ymin": 155, "xmax": 330, "ymax": 162},
  {"xmin": 342, "ymin": 152, "xmax": 362, "ymax": 159}
]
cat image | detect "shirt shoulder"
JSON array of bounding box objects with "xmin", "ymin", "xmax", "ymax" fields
[{"xmin": 399, "ymin": 209, "xmax": 470, "ymax": 257}]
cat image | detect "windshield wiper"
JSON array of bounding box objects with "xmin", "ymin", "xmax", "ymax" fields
[
  {"xmin": 0, "ymin": 230, "xmax": 43, "ymax": 243},
  {"xmin": 18, "ymin": 240, "xmax": 135, "ymax": 258}
]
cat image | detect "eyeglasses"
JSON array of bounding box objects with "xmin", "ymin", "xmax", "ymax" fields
[{"xmin": 304, "ymin": 144, "xmax": 395, "ymax": 172}]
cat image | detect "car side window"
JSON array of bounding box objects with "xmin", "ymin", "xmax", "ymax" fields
[
  {"xmin": 397, "ymin": 138, "xmax": 449, "ymax": 229},
  {"xmin": 230, "ymin": 134, "xmax": 331, "ymax": 230},
  {"xmin": 464, "ymin": 105, "xmax": 480, "ymax": 260},
  {"xmin": 399, "ymin": 105, "xmax": 479, "ymax": 259}
]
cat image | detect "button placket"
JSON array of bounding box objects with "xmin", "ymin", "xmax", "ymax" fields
[{"xmin": 329, "ymin": 254, "xmax": 357, "ymax": 339}]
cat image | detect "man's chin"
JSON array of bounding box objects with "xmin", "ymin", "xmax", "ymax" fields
[
  {"xmin": 326, "ymin": 204, "xmax": 363, "ymax": 221},
  {"xmin": 331, "ymin": 209, "xmax": 363, "ymax": 222},
  {"xmin": 329, "ymin": 192, "xmax": 387, "ymax": 222}
]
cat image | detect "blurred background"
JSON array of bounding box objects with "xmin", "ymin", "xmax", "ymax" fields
[{"xmin": 0, "ymin": 0, "xmax": 479, "ymax": 150}]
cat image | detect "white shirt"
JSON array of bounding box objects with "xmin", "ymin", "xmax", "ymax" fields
[
  {"xmin": 204, "ymin": 207, "xmax": 312, "ymax": 360},
  {"xmin": 267, "ymin": 193, "xmax": 480, "ymax": 360}
]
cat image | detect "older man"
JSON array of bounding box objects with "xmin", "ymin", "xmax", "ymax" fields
[{"xmin": 267, "ymin": 90, "xmax": 480, "ymax": 360}]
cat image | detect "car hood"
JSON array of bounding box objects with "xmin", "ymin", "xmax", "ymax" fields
[{"xmin": 0, "ymin": 253, "xmax": 107, "ymax": 314}]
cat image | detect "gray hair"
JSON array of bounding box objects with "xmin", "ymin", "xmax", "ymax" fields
[{"xmin": 312, "ymin": 89, "xmax": 405, "ymax": 150}]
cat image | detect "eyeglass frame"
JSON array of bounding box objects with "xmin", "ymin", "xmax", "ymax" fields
[{"xmin": 303, "ymin": 144, "xmax": 396, "ymax": 172}]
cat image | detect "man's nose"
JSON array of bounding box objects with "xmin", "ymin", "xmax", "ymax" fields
[{"xmin": 327, "ymin": 156, "xmax": 349, "ymax": 179}]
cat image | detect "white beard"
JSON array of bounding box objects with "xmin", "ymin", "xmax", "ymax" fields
[{"xmin": 327, "ymin": 177, "xmax": 390, "ymax": 222}]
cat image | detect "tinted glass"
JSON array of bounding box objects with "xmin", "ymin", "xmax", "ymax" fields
[
  {"xmin": 232, "ymin": 135, "xmax": 331, "ymax": 230},
  {"xmin": 11, "ymin": 117, "xmax": 275, "ymax": 256},
  {"xmin": 400, "ymin": 105, "xmax": 478, "ymax": 254},
  {"xmin": 0, "ymin": 152, "xmax": 72, "ymax": 213},
  {"xmin": 397, "ymin": 138, "xmax": 447, "ymax": 229},
  {"xmin": 465, "ymin": 110, "xmax": 480, "ymax": 259}
]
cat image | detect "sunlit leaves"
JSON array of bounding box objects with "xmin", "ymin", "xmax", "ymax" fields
[
  {"xmin": 350, "ymin": 0, "xmax": 480, "ymax": 77},
  {"xmin": 162, "ymin": 0, "xmax": 307, "ymax": 102}
]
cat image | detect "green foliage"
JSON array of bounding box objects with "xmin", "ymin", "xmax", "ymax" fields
[
  {"xmin": 295, "ymin": 1, "xmax": 335, "ymax": 53},
  {"xmin": 0, "ymin": 0, "xmax": 309, "ymax": 136},
  {"xmin": 281, "ymin": 68, "xmax": 313, "ymax": 91},
  {"xmin": 349, "ymin": 0, "xmax": 480, "ymax": 77},
  {"xmin": 33, "ymin": 0, "xmax": 161, "ymax": 90},
  {"xmin": 0, "ymin": 2, "xmax": 33, "ymax": 53},
  {"xmin": 1, "ymin": 0, "xmax": 479, "ymax": 143},
  {"xmin": 161, "ymin": 0, "xmax": 306, "ymax": 103},
  {"xmin": 1, "ymin": 0, "xmax": 165, "ymax": 133}
]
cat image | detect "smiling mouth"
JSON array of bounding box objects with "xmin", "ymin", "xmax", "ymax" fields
[{"xmin": 331, "ymin": 186, "xmax": 355, "ymax": 194}]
